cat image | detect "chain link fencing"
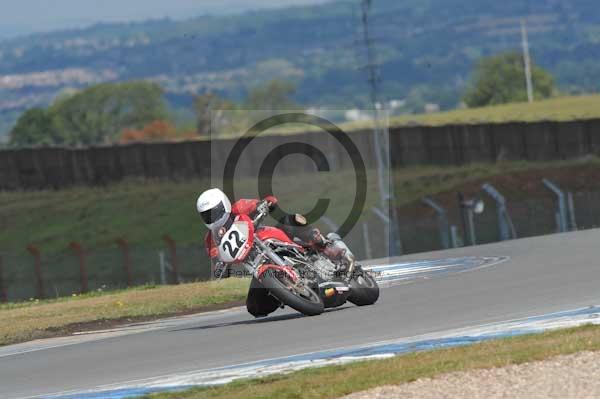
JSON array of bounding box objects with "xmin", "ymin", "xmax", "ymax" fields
[{"xmin": 2, "ymin": 191, "xmax": 600, "ymax": 302}]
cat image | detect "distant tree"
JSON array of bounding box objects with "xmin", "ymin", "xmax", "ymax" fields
[
  {"xmin": 245, "ymin": 80, "xmax": 297, "ymax": 109},
  {"xmin": 194, "ymin": 92, "xmax": 235, "ymax": 137},
  {"xmin": 463, "ymin": 52, "xmax": 555, "ymax": 107},
  {"xmin": 9, "ymin": 108, "xmax": 58, "ymax": 147},
  {"xmin": 119, "ymin": 120, "xmax": 184, "ymax": 143},
  {"xmin": 53, "ymin": 81, "xmax": 167, "ymax": 145}
]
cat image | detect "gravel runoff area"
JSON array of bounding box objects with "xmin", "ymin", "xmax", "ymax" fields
[{"xmin": 341, "ymin": 351, "xmax": 600, "ymax": 399}]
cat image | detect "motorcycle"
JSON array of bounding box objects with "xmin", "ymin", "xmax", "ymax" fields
[{"xmin": 215, "ymin": 200, "xmax": 380, "ymax": 316}]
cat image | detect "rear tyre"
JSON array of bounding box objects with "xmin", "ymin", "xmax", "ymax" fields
[
  {"xmin": 348, "ymin": 266, "xmax": 380, "ymax": 306},
  {"xmin": 261, "ymin": 270, "xmax": 324, "ymax": 316}
]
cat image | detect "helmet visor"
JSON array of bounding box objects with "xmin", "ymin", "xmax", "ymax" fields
[{"xmin": 200, "ymin": 201, "xmax": 227, "ymax": 225}]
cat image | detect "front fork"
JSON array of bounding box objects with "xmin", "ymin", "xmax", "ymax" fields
[{"xmin": 245, "ymin": 235, "xmax": 297, "ymax": 280}]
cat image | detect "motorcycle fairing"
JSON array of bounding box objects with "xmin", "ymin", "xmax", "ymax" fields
[
  {"xmin": 217, "ymin": 214, "xmax": 254, "ymax": 263},
  {"xmin": 257, "ymin": 226, "xmax": 304, "ymax": 250}
]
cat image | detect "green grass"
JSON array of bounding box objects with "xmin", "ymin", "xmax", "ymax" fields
[
  {"xmin": 2, "ymin": 158, "xmax": 599, "ymax": 255},
  {"xmin": 388, "ymin": 95, "xmax": 600, "ymax": 127},
  {"xmin": 145, "ymin": 324, "xmax": 600, "ymax": 399},
  {"xmin": 0, "ymin": 278, "xmax": 250, "ymax": 346},
  {"xmin": 253, "ymin": 95, "xmax": 600, "ymax": 137}
]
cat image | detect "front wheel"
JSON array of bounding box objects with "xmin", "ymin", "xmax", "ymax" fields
[
  {"xmin": 348, "ymin": 266, "xmax": 380, "ymax": 306},
  {"xmin": 261, "ymin": 270, "xmax": 324, "ymax": 316}
]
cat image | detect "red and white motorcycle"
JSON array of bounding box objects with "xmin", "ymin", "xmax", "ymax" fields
[{"xmin": 216, "ymin": 201, "xmax": 379, "ymax": 316}]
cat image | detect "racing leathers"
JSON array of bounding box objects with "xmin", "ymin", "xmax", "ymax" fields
[{"xmin": 204, "ymin": 195, "xmax": 350, "ymax": 317}]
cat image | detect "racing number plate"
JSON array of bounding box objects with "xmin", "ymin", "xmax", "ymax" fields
[{"xmin": 218, "ymin": 222, "xmax": 249, "ymax": 263}]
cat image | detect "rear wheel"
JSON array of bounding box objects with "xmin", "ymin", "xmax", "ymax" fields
[
  {"xmin": 261, "ymin": 270, "xmax": 324, "ymax": 316},
  {"xmin": 348, "ymin": 266, "xmax": 380, "ymax": 306}
]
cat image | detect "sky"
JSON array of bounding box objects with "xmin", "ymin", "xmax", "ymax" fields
[{"xmin": 0, "ymin": 0, "xmax": 332, "ymax": 38}]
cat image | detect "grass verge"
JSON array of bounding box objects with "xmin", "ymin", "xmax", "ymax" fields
[
  {"xmin": 144, "ymin": 324, "xmax": 600, "ymax": 399},
  {"xmin": 262, "ymin": 95, "xmax": 600, "ymax": 136},
  {"xmin": 388, "ymin": 95, "xmax": 600, "ymax": 127},
  {"xmin": 2, "ymin": 158, "xmax": 600, "ymax": 255},
  {"xmin": 0, "ymin": 278, "xmax": 250, "ymax": 346}
]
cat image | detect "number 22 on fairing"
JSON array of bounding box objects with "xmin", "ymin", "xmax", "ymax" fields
[{"xmin": 218, "ymin": 222, "xmax": 249, "ymax": 263}]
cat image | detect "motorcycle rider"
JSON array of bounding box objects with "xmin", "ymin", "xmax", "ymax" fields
[{"xmin": 196, "ymin": 188, "xmax": 354, "ymax": 317}]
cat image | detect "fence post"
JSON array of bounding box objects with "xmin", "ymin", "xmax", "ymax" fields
[
  {"xmin": 69, "ymin": 242, "xmax": 88, "ymax": 293},
  {"xmin": 27, "ymin": 244, "xmax": 44, "ymax": 299},
  {"xmin": 457, "ymin": 193, "xmax": 478, "ymax": 246},
  {"xmin": 567, "ymin": 192, "xmax": 578, "ymax": 231},
  {"xmin": 481, "ymin": 183, "xmax": 517, "ymax": 240},
  {"xmin": 163, "ymin": 235, "xmax": 180, "ymax": 285},
  {"xmin": 421, "ymin": 197, "xmax": 450, "ymax": 249},
  {"xmin": 450, "ymin": 225, "xmax": 459, "ymax": 248},
  {"xmin": 542, "ymin": 179, "xmax": 568, "ymax": 233},
  {"xmin": 0, "ymin": 255, "xmax": 7, "ymax": 303},
  {"xmin": 362, "ymin": 223, "xmax": 373, "ymax": 260},
  {"xmin": 116, "ymin": 239, "xmax": 133, "ymax": 287}
]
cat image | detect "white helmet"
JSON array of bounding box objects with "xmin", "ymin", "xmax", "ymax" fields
[{"xmin": 196, "ymin": 188, "xmax": 232, "ymax": 230}]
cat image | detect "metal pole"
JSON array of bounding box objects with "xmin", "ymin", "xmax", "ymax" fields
[
  {"xmin": 521, "ymin": 19, "xmax": 534, "ymax": 103},
  {"xmin": 360, "ymin": 0, "xmax": 402, "ymax": 256},
  {"xmin": 542, "ymin": 179, "xmax": 568, "ymax": 233},
  {"xmin": 27, "ymin": 245, "xmax": 44, "ymax": 299},
  {"xmin": 159, "ymin": 251, "xmax": 167, "ymax": 285},
  {"xmin": 467, "ymin": 209, "xmax": 477, "ymax": 245},
  {"xmin": 163, "ymin": 235, "xmax": 180, "ymax": 285},
  {"xmin": 421, "ymin": 197, "xmax": 451, "ymax": 249},
  {"xmin": 505, "ymin": 209, "xmax": 518, "ymax": 239},
  {"xmin": 458, "ymin": 193, "xmax": 470, "ymax": 246},
  {"xmin": 482, "ymin": 183, "xmax": 514, "ymax": 240},
  {"xmin": 450, "ymin": 225, "xmax": 459, "ymax": 248},
  {"xmin": 362, "ymin": 222, "xmax": 373, "ymax": 260},
  {"xmin": 0, "ymin": 255, "xmax": 7, "ymax": 303},
  {"xmin": 567, "ymin": 192, "xmax": 578, "ymax": 231}
]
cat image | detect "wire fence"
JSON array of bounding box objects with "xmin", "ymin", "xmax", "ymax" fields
[
  {"xmin": 396, "ymin": 190, "xmax": 600, "ymax": 256},
  {"xmin": 2, "ymin": 190, "xmax": 600, "ymax": 303},
  {"xmin": 0, "ymin": 243, "xmax": 212, "ymax": 302}
]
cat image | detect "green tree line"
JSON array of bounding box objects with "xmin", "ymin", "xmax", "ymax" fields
[{"xmin": 10, "ymin": 79, "xmax": 298, "ymax": 147}]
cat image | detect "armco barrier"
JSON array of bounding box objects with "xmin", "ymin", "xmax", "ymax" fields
[{"xmin": 1, "ymin": 119, "xmax": 600, "ymax": 190}]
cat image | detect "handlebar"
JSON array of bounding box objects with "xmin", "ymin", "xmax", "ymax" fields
[{"xmin": 252, "ymin": 200, "xmax": 271, "ymax": 226}]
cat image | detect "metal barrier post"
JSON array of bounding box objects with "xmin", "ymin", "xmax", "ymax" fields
[
  {"xmin": 0, "ymin": 255, "xmax": 7, "ymax": 303},
  {"xmin": 542, "ymin": 179, "xmax": 568, "ymax": 233},
  {"xmin": 163, "ymin": 235, "xmax": 180, "ymax": 285},
  {"xmin": 482, "ymin": 183, "xmax": 517, "ymax": 240},
  {"xmin": 567, "ymin": 192, "xmax": 578, "ymax": 231},
  {"xmin": 116, "ymin": 239, "xmax": 133, "ymax": 287},
  {"xmin": 27, "ymin": 244, "xmax": 44, "ymax": 299},
  {"xmin": 421, "ymin": 197, "xmax": 451, "ymax": 249},
  {"xmin": 458, "ymin": 193, "xmax": 477, "ymax": 246},
  {"xmin": 450, "ymin": 225, "xmax": 459, "ymax": 248},
  {"xmin": 69, "ymin": 242, "xmax": 88, "ymax": 293},
  {"xmin": 362, "ymin": 223, "xmax": 373, "ymax": 260}
]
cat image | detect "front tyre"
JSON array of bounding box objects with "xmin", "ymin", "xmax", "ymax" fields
[
  {"xmin": 261, "ymin": 271, "xmax": 324, "ymax": 316},
  {"xmin": 348, "ymin": 266, "xmax": 380, "ymax": 306}
]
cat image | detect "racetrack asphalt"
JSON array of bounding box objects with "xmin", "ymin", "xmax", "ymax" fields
[{"xmin": 2, "ymin": 229, "xmax": 600, "ymax": 398}]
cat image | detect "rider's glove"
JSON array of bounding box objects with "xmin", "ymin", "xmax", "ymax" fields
[{"xmin": 264, "ymin": 195, "xmax": 278, "ymax": 210}]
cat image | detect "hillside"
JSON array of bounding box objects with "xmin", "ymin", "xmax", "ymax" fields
[{"xmin": 1, "ymin": 0, "xmax": 599, "ymax": 139}]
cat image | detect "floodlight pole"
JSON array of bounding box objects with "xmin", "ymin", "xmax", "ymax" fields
[
  {"xmin": 521, "ymin": 19, "xmax": 534, "ymax": 103},
  {"xmin": 360, "ymin": 0, "xmax": 402, "ymax": 256}
]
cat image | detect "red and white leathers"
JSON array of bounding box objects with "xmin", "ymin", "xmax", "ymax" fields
[
  {"xmin": 202, "ymin": 195, "xmax": 353, "ymax": 317},
  {"xmin": 204, "ymin": 195, "xmax": 278, "ymax": 261},
  {"xmin": 204, "ymin": 195, "xmax": 347, "ymax": 273}
]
